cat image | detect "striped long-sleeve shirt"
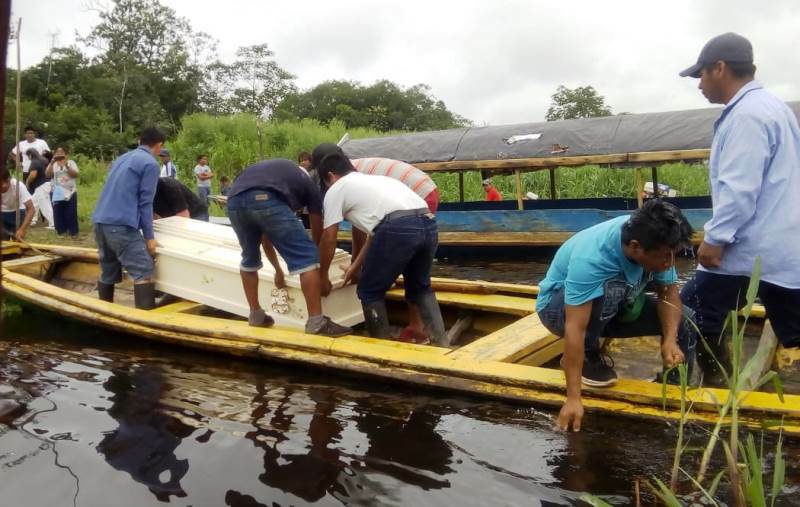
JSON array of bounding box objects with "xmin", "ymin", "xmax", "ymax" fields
[{"xmin": 351, "ymin": 158, "xmax": 437, "ymax": 200}]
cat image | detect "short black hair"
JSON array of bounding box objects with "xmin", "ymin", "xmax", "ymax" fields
[
  {"xmin": 197, "ymin": 154, "xmax": 207, "ymax": 161},
  {"xmin": 0, "ymin": 167, "xmax": 10, "ymax": 181},
  {"xmin": 317, "ymin": 153, "xmax": 355, "ymax": 188},
  {"xmin": 24, "ymin": 126, "xmax": 35, "ymax": 133},
  {"xmin": 622, "ymin": 199, "xmax": 694, "ymax": 251},
  {"xmin": 297, "ymin": 151, "xmax": 311, "ymax": 163},
  {"xmin": 139, "ymin": 127, "xmax": 166, "ymax": 146},
  {"xmin": 703, "ymin": 61, "xmax": 756, "ymax": 79}
]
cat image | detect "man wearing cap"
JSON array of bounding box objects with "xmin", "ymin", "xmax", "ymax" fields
[
  {"xmin": 679, "ymin": 32, "xmax": 800, "ymax": 381},
  {"xmin": 482, "ymin": 178, "xmax": 502, "ymax": 201},
  {"xmin": 315, "ymin": 150, "xmax": 447, "ymax": 345},
  {"xmin": 159, "ymin": 149, "xmax": 178, "ymax": 178}
]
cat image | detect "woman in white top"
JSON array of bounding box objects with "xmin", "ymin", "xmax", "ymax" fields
[
  {"xmin": 1, "ymin": 169, "xmax": 35, "ymax": 240},
  {"xmin": 46, "ymin": 146, "xmax": 80, "ymax": 236}
]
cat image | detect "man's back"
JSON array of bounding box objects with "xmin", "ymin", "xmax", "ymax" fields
[{"xmin": 706, "ymin": 83, "xmax": 800, "ymax": 287}]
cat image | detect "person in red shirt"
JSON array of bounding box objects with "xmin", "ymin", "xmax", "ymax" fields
[{"xmin": 483, "ymin": 179, "xmax": 502, "ymax": 201}]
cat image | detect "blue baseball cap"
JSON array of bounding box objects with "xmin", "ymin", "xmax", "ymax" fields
[{"xmin": 679, "ymin": 32, "xmax": 753, "ymax": 78}]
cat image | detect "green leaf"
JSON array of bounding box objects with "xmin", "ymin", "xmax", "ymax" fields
[
  {"xmin": 772, "ymin": 375, "xmax": 785, "ymax": 403},
  {"xmin": 771, "ymin": 432, "xmax": 785, "ymax": 507},
  {"xmin": 708, "ymin": 470, "xmax": 725, "ymax": 497},
  {"xmin": 741, "ymin": 257, "xmax": 762, "ymax": 319},
  {"xmin": 679, "ymin": 467, "xmax": 720, "ymax": 507},
  {"xmin": 650, "ymin": 477, "xmax": 683, "ymax": 507},
  {"xmin": 579, "ymin": 494, "xmax": 614, "ymax": 507}
]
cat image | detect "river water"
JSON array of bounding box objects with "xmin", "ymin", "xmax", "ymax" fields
[{"xmin": 1, "ymin": 258, "xmax": 797, "ymax": 506}]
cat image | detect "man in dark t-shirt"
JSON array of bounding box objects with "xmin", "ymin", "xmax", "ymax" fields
[
  {"xmin": 153, "ymin": 177, "xmax": 209, "ymax": 221},
  {"xmin": 226, "ymin": 158, "xmax": 351, "ymax": 337}
]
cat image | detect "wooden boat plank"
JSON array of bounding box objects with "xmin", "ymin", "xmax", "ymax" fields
[
  {"xmin": 449, "ymin": 313, "xmax": 555, "ymax": 363},
  {"xmin": 150, "ymin": 300, "xmax": 206, "ymax": 314},
  {"xmin": 4, "ymin": 270, "xmax": 798, "ymax": 433},
  {"xmin": 2, "ymin": 254, "xmax": 62, "ymax": 270},
  {"xmin": 1, "ymin": 242, "xmax": 22, "ymax": 256},
  {"xmin": 387, "ymin": 288, "xmax": 532, "ymax": 316}
]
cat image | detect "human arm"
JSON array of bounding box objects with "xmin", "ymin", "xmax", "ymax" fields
[
  {"xmin": 655, "ymin": 283, "xmax": 685, "ymax": 367},
  {"xmin": 25, "ymin": 168, "xmax": 37, "ymax": 188},
  {"xmin": 66, "ymin": 160, "xmax": 79, "ymax": 178},
  {"xmin": 702, "ymin": 114, "xmax": 771, "ymax": 265},
  {"xmin": 308, "ymin": 212, "xmax": 323, "ymax": 245},
  {"xmin": 558, "ymin": 301, "xmax": 592, "ymax": 432},
  {"xmin": 261, "ymin": 235, "xmax": 286, "ymax": 289},
  {"xmin": 45, "ymin": 159, "xmax": 55, "ymax": 179},
  {"xmin": 342, "ymin": 230, "xmax": 371, "ymax": 286},
  {"xmin": 138, "ymin": 160, "xmax": 160, "ymax": 242},
  {"xmin": 319, "ymin": 224, "xmax": 339, "ymax": 297},
  {"xmin": 15, "ymin": 198, "xmax": 35, "ymax": 240}
]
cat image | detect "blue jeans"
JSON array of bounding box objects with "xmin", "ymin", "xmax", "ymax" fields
[
  {"xmin": 53, "ymin": 193, "xmax": 79, "ymax": 236},
  {"xmin": 2, "ymin": 209, "xmax": 26, "ymax": 238},
  {"xmin": 358, "ymin": 214, "xmax": 438, "ymax": 304},
  {"xmin": 538, "ymin": 279, "xmax": 697, "ymax": 370},
  {"xmin": 197, "ymin": 186, "xmax": 211, "ymax": 205},
  {"xmin": 227, "ymin": 189, "xmax": 319, "ymax": 274},
  {"xmin": 682, "ymin": 271, "xmax": 800, "ymax": 347},
  {"xmin": 94, "ymin": 223, "xmax": 154, "ymax": 284}
]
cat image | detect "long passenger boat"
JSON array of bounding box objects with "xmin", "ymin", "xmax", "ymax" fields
[
  {"xmin": 338, "ymin": 102, "xmax": 800, "ymax": 254},
  {"xmin": 2, "ymin": 240, "xmax": 797, "ymax": 435}
]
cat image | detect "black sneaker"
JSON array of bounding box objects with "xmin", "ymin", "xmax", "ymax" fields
[
  {"xmin": 306, "ymin": 316, "xmax": 352, "ymax": 337},
  {"xmin": 581, "ymin": 351, "xmax": 618, "ymax": 387},
  {"xmin": 248, "ymin": 308, "xmax": 275, "ymax": 328}
]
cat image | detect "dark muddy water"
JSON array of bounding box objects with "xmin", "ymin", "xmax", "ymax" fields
[{"xmin": 1, "ymin": 258, "xmax": 797, "ymax": 506}]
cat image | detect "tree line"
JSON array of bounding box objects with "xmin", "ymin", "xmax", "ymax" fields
[{"xmin": 5, "ymin": 0, "xmax": 613, "ymax": 163}]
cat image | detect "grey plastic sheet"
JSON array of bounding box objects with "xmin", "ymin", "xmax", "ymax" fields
[{"xmin": 342, "ymin": 101, "xmax": 800, "ymax": 165}]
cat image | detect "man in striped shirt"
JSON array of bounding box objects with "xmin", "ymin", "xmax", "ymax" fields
[{"xmin": 311, "ymin": 144, "xmax": 441, "ymax": 344}]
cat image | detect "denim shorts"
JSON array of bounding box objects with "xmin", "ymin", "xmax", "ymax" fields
[
  {"xmin": 227, "ymin": 189, "xmax": 319, "ymax": 274},
  {"xmin": 94, "ymin": 223, "xmax": 154, "ymax": 283}
]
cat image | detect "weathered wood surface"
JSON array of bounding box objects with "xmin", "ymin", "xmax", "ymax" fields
[{"xmin": 449, "ymin": 313, "xmax": 555, "ymax": 363}]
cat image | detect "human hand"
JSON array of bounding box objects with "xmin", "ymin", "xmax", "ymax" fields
[
  {"xmin": 321, "ymin": 276, "xmax": 332, "ymax": 297},
  {"xmin": 15, "ymin": 227, "xmax": 27, "ymax": 241},
  {"xmin": 146, "ymin": 239, "xmax": 158, "ymax": 257},
  {"xmin": 697, "ymin": 241, "xmax": 724, "ymax": 269},
  {"xmin": 557, "ymin": 397, "xmax": 584, "ymax": 432},
  {"xmin": 274, "ymin": 270, "xmax": 287, "ymax": 289},
  {"xmin": 340, "ymin": 263, "xmax": 359, "ymax": 286},
  {"xmin": 661, "ymin": 340, "xmax": 685, "ymax": 368}
]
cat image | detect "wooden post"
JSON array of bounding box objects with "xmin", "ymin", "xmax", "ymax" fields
[
  {"xmin": 14, "ymin": 18, "xmax": 22, "ymax": 232},
  {"xmin": 514, "ymin": 169, "xmax": 524, "ymax": 210},
  {"xmin": 635, "ymin": 167, "xmax": 644, "ymax": 208},
  {"xmin": 549, "ymin": 168, "xmax": 557, "ymax": 200},
  {"xmin": 458, "ymin": 172, "xmax": 464, "ymax": 202},
  {"xmin": 651, "ymin": 166, "xmax": 659, "ymax": 198}
]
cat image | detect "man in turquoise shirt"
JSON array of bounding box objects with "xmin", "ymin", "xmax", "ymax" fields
[
  {"xmin": 679, "ymin": 33, "xmax": 800, "ymax": 381},
  {"xmin": 536, "ymin": 200, "xmax": 695, "ymax": 432}
]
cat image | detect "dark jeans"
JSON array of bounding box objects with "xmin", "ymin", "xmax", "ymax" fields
[
  {"xmin": 538, "ymin": 279, "xmax": 697, "ymax": 369},
  {"xmin": 53, "ymin": 194, "xmax": 79, "ymax": 236},
  {"xmin": 2, "ymin": 209, "xmax": 26, "ymax": 238},
  {"xmin": 358, "ymin": 214, "xmax": 438, "ymax": 304},
  {"xmin": 94, "ymin": 223, "xmax": 154, "ymax": 284},
  {"xmin": 681, "ymin": 271, "xmax": 800, "ymax": 347}
]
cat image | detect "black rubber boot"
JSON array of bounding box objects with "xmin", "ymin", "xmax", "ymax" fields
[
  {"xmin": 415, "ymin": 292, "xmax": 447, "ymax": 346},
  {"xmin": 361, "ymin": 300, "xmax": 391, "ymax": 339},
  {"xmin": 134, "ymin": 282, "xmax": 156, "ymax": 310},
  {"xmin": 697, "ymin": 335, "xmax": 731, "ymax": 387},
  {"xmin": 97, "ymin": 282, "xmax": 115, "ymax": 303}
]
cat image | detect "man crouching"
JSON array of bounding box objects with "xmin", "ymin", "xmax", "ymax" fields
[{"xmin": 536, "ymin": 200, "xmax": 696, "ymax": 431}]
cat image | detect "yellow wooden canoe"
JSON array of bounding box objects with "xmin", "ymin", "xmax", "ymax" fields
[{"xmin": 1, "ymin": 242, "xmax": 794, "ymax": 435}]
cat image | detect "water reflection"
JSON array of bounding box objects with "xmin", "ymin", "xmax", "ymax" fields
[
  {"xmin": 97, "ymin": 364, "xmax": 192, "ymax": 501},
  {"xmin": 1, "ymin": 315, "xmax": 797, "ymax": 506}
]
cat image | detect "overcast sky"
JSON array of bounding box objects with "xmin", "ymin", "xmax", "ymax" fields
[{"xmin": 10, "ymin": 0, "xmax": 800, "ymax": 126}]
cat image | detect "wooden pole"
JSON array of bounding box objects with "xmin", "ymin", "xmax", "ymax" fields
[
  {"xmin": 548, "ymin": 168, "xmax": 557, "ymax": 200},
  {"xmin": 635, "ymin": 167, "xmax": 644, "ymax": 208},
  {"xmin": 458, "ymin": 172, "xmax": 464, "ymax": 202},
  {"xmin": 14, "ymin": 18, "xmax": 22, "ymax": 232},
  {"xmin": 514, "ymin": 169, "xmax": 523, "ymax": 210},
  {"xmin": 651, "ymin": 166, "xmax": 659, "ymax": 198}
]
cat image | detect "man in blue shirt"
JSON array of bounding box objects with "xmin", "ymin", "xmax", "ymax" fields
[
  {"xmin": 92, "ymin": 127, "xmax": 165, "ymax": 310},
  {"xmin": 679, "ymin": 33, "xmax": 800, "ymax": 381},
  {"xmin": 536, "ymin": 200, "xmax": 695, "ymax": 432}
]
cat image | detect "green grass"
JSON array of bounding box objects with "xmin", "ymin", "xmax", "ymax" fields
[{"xmin": 432, "ymin": 162, "xmax": 711, "ymax": 202}]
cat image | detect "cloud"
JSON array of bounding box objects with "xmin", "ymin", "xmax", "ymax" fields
[{"xmin": 13, "ymin": 0, "xmax": 800, "ymax": 126}]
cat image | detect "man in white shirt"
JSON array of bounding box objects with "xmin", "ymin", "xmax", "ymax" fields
[
  {"xmin": 1, "ymin": 169, "xmax": 35, "ymax": 240},
  {"xmin": 9, "ymin": 126, "xmax": 50, "ymax": 177},
  {"xmin": 316, "ymin": 152, "xmax": 446, "ymax": 345},
  {"xmin": 159, "ymin": 149, "xmax": 178, "ymax": 178}
]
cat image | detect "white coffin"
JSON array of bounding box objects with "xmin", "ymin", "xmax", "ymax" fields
[{"xmin": 152, "ymin": 216, "xmax": 364, "ymax": 329}]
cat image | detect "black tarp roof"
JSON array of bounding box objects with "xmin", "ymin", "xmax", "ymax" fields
[{"xmin": 341, "ymin": 101, "xmax": 800, "ymax": 164}]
